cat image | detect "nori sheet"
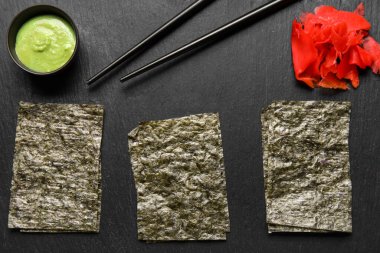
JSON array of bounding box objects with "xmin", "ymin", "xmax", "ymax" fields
[
  {"xmin": 261, "ymin": 101, "xmax": 352, "ymax": 233},
  {"xmin": 8, "ymin": 102, "xmax": 104, "ymax": 232},
  {"xmin": 128, "ymin": 113, "xmax": 230, "ymax": 241}
]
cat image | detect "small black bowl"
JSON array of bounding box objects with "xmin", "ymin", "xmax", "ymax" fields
[{"xmin": 7, "ymin": 5, "xmax": 79, "ymax": 76}]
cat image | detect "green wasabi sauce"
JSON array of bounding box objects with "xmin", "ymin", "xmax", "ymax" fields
[{"xmin": 15, "ymin": 15, "xmax": 76, "ymax": 73}]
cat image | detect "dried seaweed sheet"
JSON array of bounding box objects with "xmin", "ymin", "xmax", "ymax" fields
[
  {"xmin": 8, "ymin": 102, "xmax": 104, "ymax": 233},
  {"xmin": 128, "ymin": 113, "xmax": 230, "ymax": 241},
  {"xmin": 261, "ymin": 101, "xmax": 352, "ymax": 233}
]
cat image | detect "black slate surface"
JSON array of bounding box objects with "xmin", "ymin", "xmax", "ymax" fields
[{"xmin": 0, "ymin": 0, "xmax": 379, "ymax": 252}]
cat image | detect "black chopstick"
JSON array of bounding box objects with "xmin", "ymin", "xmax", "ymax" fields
[
  {"xmin": 87, "ymin": 0, "xmax": 214, "ymax": 85},
  {"xmin": 120, "ymin": 0, "xmax": 300, "ymax": 82}
]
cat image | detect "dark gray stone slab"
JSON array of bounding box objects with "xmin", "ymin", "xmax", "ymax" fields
[{"xmin": 0, "ymin": 0, "xmax": 380, "ymax": 252}]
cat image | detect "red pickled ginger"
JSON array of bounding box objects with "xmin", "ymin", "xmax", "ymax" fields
[{"xmin": 292, "ymin": 3, "xmax": 380, "ymax": 89}]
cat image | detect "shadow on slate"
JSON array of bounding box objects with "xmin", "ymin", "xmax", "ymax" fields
[
  {"xmin": 269, "ymin": 232, "xmax": 351, "ymax": 238},
  {"xmin": 87, "ymin": 0, "xmax": 217, "ymax": 89},
  {"xmin": 27, "ymin": 56, "xmax": 79, "ymax": 96},
  {"xmin": 88, "ymin": 52, "xmax": 142, "ymax": 91},
  {"xmin": 121, "ymin": 36, "xmax": 227, "ymax": 94}
]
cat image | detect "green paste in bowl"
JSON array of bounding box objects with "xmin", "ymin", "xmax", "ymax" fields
[{"xmin": 15, "ymin": 15, "xmax": 76, "ymax": 73}]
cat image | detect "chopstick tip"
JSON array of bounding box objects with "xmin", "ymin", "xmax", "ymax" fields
[{"xmin": 86, "ymin": 78, "xmax": 94, "ymax": 86}]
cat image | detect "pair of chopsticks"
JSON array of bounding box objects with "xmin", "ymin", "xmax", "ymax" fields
[{"xmin": 87, "ymin": 0, "xmax": 300, "ymax": 85}]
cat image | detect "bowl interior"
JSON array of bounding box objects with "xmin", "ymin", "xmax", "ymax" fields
[{"xmin": 8, "ymin": 5, "xmax": 79, "ymax": 75}]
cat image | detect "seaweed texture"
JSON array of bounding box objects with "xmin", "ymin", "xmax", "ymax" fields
[
  {"xmin": 8, "ymin": 102, "xmax": 104, "ymax": 232},
  {"xmin": 128, "ymin": 113, "xmax": 230, "ymax": 241},
  {"xmin": 262, "ymin": 101, "xmax": 352, "ymax": 233}
]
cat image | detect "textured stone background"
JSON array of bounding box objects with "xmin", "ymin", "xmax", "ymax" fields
[{"xmin": 0, "ymin": 0, "xmax": 379, "ymax": 252}]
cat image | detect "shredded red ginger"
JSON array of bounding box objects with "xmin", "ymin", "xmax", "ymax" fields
[{"xmin": 292, "ymin": 3, "xmax": 380, "ymax": 89}]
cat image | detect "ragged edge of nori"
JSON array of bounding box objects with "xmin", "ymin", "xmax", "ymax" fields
[
  {"xmin": 267, "ymin": 224, "xmax": 329, "ymax": 233},
  {"xmin": 94, "ymin": 106, "xmax": 104, "ymax": 233},
  {"xmin": 20, "ymin": 229, "xmax": 100, "ymax": 233},
  {"xmin": 8, "ymin": 102, "xmax": 27, "ymax": 229}
]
